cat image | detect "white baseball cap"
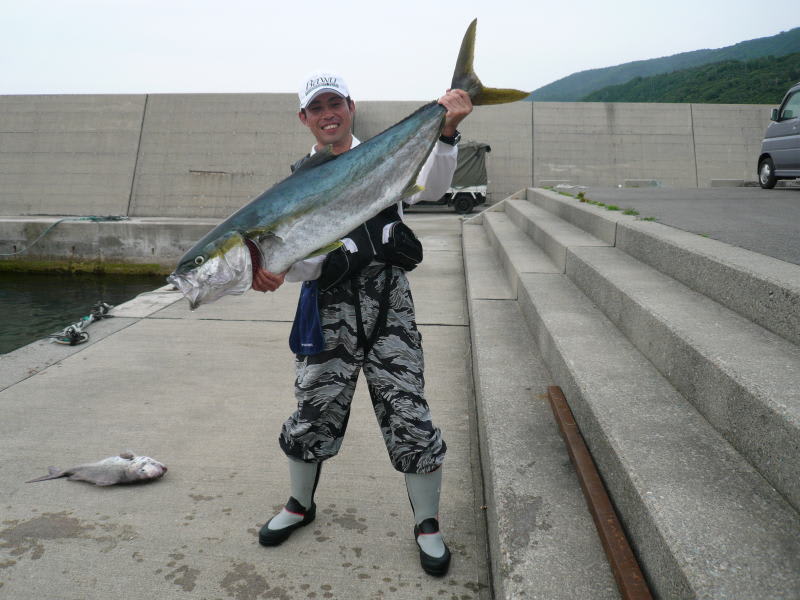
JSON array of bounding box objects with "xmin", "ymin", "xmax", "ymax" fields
[{"xmin": 298, "ymin": 71, "xmax": 350, "ymax": 109}]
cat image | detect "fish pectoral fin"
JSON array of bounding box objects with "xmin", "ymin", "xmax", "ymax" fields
[
  {"xmin": 304, "ymin": 240, "xmax": 343, "ymax": 259},
  {"xmin": 257, "ymin": 230, "xmax": 283, "ymax": 243},
  {"xmin": 401, "ymin": 182, "xmax": 424, "ymax": 199},
  {"xmin": 290, "ymin": 145, "xmax": 339, "ymax": 174}
]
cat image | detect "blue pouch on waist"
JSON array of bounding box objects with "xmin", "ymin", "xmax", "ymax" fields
[{"xmin": 289, "ymin": 280, "xmax": 324, "ymax": 355}]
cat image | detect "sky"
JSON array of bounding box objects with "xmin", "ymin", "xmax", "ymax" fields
[{"xmin": 2, "ymin": 0, "xmax": 798, "ymax": 101}]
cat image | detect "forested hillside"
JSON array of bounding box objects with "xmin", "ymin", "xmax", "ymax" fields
[
  {"xmin": 582, "ymin": 53, "xmax": 800, "ymax": 104},
  {"xmin": 529, "ymin": 27, "xmax": 800, "ymax": 101}
]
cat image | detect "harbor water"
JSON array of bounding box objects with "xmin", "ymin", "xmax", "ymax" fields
[{"xmin": 0, "ymin": 271, "xmax": 167, "ymax": 354}]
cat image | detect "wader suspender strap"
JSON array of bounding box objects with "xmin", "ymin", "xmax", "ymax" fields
[{"xmin": 351, "ymin": 264, "xmax": 393, "ymax": 356}]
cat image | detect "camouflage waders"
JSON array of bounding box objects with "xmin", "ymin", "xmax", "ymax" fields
[{"xmin": 279, "ymin": 261, "xmax": 446, "ymax": 474}]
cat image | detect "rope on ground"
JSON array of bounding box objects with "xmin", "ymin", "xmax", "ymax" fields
[
  {"xmin": 0, "ymin": 216, "xmax": 129, "ymax": 256},
  {"xmin": 49, "ymin": 301, "xmax": 115, "ymax": 346}
]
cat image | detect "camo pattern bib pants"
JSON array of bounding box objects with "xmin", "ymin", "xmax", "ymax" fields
[{"xmin": 279, "ymin": 261, "xmax": 446, "ymax": 474}]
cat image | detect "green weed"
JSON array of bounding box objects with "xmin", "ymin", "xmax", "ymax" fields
[{"xmin": 0, "ymin": 258, "xmax": 169, "ymax": 275}]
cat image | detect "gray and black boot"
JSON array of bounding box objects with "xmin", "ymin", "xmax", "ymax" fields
[
  {"xmin": 259, "ymin": 457, "xmax": 321, "ymax": 546},
  {"xmin": 405, "ymin": 467, "xmax": 451, "ymax": 576}
]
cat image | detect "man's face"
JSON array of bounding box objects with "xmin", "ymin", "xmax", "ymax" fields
[{"xmin": 299, "ymin": 92, "xmax": 355, "ymax": 153}]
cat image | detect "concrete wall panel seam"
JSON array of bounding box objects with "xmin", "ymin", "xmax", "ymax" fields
[
  {"xmin": 127, "ymin": 94, "xmax": 149, "ymax": 217},
  {"xmin": 690, "ymin": 103, "xmax": 699, "ymax": 188},
  {"xmin": 530, "ymin": 99, "xmax": 535, "ymax": 188}
]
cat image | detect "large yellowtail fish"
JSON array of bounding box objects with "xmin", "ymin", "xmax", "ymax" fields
[{"xmin": 168, "ymin": 19, "xmax": 528, "ymax": 309}]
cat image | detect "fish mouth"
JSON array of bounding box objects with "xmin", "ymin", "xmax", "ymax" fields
[
  {"xmin": 168, "ymin": 239, "xmax": 253, "ymax": 310},
  {"xmin": 167, "ymin": 272, "xmax": 203, "ymax": 310}
]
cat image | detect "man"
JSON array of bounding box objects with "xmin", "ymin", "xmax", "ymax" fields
[{"xmin": 254, "ymin": 71, "xmax": 472, "ymax": 577}]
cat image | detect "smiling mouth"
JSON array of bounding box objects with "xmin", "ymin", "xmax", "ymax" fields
[{"xmin": 322, "ymin": 124, "xmax": 339, "ymax": 131}]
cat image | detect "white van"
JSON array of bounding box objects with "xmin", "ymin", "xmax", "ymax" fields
[{"xmin": 758, "ymin": 81, "xmax": 800, "ymax": 189}]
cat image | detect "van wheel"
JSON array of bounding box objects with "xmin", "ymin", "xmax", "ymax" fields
[
  {"xmin": 453, "ymin": 194, "xmax": 474, "ymax": 214},
  {"xmin": 759, "ymin": 158, "xmax": 777, "ymax": 189}
]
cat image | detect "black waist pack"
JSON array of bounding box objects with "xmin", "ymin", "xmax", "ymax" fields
[
  {"xmin": 318, "ymin": 232, "xmax": 374, "ymax": 293},
  {"xmin": 318, "ymin": 216, "xmax": 423, "ymax": 292},
  {"xmin": 381, "ymin": 220, "xmax": 423, "ymax": 272}
]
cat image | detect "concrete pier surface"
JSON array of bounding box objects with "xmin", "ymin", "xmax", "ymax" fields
[
  {"xmin": 0, "ymin": 214, "xmax": 491, "ymax": 600},
  {"xmin": 568, "ymin": 186, "xmax": 800, "ymax": 265}
]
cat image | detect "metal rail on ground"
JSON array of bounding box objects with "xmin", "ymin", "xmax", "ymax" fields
[{"xmin": 547, "ymin": 385, "xmax": 653, "ymax": 600}]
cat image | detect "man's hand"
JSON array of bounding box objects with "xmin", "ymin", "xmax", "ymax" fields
[
  {"xmin": 438, "ymin": 89, "xmax": 473, "ymax": 137},
  {"xmin": 252, "ymin": 267, "xmax": 286, "ymax": 292}
]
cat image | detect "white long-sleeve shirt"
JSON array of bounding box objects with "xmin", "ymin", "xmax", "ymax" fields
[{"xmin": 284, "ymin": 136, "xmax": 458, "ymax": 282}]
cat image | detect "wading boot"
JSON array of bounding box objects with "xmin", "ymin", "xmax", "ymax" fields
[
  {"xmin": 259, "ymin": 457, "xmax": 321, "ymax": 546},
  {"xmin": 405, "ymin": 467, "xmax": 451, "ymax": 576}
]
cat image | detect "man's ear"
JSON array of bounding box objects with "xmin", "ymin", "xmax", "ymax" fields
[
  {"xmin": 298, "ymin": 110, "xmax": 308, "ymax": 126},
  {"xmin": 348, "ymin": 98, "xmax": 355, "ymax": 114}
]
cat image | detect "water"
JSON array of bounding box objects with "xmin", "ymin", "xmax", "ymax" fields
[{"xmin": 0, "ymin": 271, "xmax": 167, "ymax": 354}]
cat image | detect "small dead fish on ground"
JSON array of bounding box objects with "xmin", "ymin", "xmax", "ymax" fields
[{"xmin": 25, "ymin": 452, "xmax": 167, "ymax": 486}]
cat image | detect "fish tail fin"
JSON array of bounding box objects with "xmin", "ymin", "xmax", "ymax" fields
[
  {"xmin": 451, "ymin": 19, "xmax": 529, "ymax": 106},
  {"xmin": 25, "ymin": 467, "xmax": 66, "ymax": 483}
]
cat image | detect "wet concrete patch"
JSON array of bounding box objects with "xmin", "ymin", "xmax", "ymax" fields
[
  {"xmin": 499, "ymin": 489, "xmax": 552, "ymax": 568},
  {"xmin": 165, "ymin": 563, "xmax": 200, "ymax": 592},
  {"xmin": 220, "ymin": 561, "xmax": 291, "ymax": 600},
  {"xmin": 189, "ymin": 493, "xmax": 217, "ymax": 502},
  {"xmin": 0, "ymin": 511, "xmax": 136, "ymax": 563},
  {"xmin": 321, "ymin": 504, "xmax": 368, "ymax": 534}
]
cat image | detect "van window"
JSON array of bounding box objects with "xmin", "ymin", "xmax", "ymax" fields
[{"xmin": 780, "ymin": 91, "xmax": 800, "ymax": 120}]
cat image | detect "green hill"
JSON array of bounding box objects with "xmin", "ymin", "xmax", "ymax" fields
[
  {"xmin": 582, "ymin": 53, "xmax": 800, "ymax": 104},
  {"xmin": 529, "ymin": 26, "xmax": 800, "ymax": 101}
]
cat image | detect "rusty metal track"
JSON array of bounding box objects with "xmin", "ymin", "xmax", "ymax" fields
[{"xmin": 547, "ymin": 385, "xmax": 653, "ymax": 600}]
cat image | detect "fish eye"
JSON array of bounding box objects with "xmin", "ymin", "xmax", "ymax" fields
[{"xmin": 194, "ymin": 256, "xmax": 205, "ymax": 265}]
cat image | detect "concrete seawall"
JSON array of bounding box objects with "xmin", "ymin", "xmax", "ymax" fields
[{"xmin": 0, "ymin": 94, "xmax": 774, "ymax": 267}]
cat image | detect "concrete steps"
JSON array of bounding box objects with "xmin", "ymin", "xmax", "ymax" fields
[
  {"xmin": 481, "ymin": 211, "xmax": 560, "ymax": 295},
  {"xmin": 464, "ymin": 188, "xmax": 800, "ymax": 599},
  {"xmin": 566, "ymin": 245, "xmax": 800, "ymax": 510},
  {"xmin": 527, "ymin": 189, "xmax": 800, "ymax": 347},
  {"xmin": 463, "ymin": 223, "xmax": 620, "ymax": 600}
]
